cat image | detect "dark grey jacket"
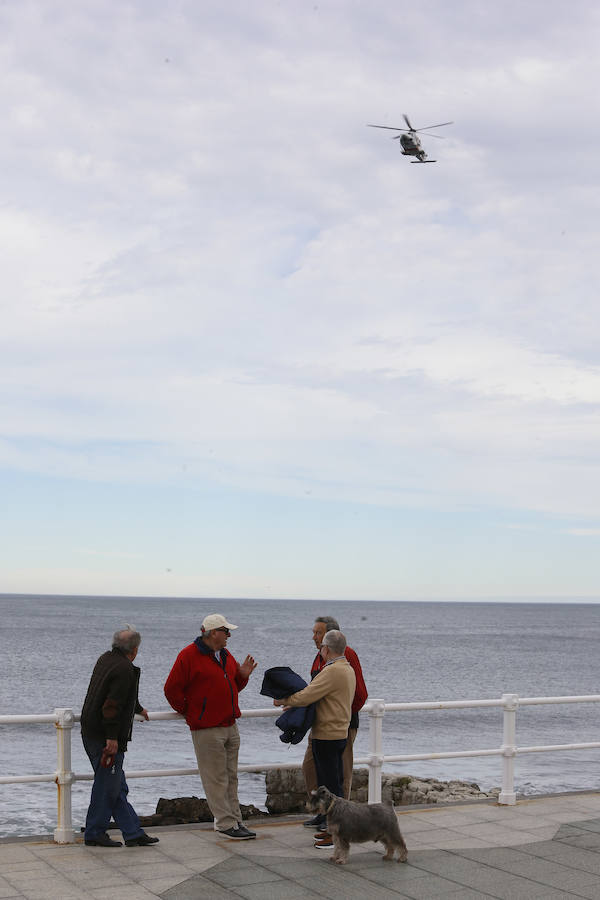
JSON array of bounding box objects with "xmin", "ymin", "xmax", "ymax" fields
[{"xmin": 80, "ymin": 648, "xmax": 142, "ymax": 752}]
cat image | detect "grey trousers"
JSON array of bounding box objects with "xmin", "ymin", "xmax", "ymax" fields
[{"xmin": 191, "ymin": 723, "xmax": 242, "ymax": 831}]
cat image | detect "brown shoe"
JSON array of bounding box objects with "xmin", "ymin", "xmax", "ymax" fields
[
  {"xmin": 313, "ymin": 830, "xmax": 331, "ymax": 839},
  {"xmin": 314, "ymin": 835, "xmax": 333, "ymax": 848}
]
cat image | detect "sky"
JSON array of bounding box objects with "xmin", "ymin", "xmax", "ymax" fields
[{"xmin": 2, "ymin": 0, "xmax": 600, "ymax": 600}]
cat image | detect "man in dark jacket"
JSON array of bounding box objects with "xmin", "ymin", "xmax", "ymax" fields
[
  {"xmin": 81, "ymin": 625, "xmax": 158, "ymax": 848},
  {"xmin": 164, "ymin": 613, "xmax": 257, "ymax": 840}
]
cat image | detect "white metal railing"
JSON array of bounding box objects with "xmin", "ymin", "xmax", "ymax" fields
[{"xmin": 3, "ymin": 693, "xmax": 600, "ymax": 842}]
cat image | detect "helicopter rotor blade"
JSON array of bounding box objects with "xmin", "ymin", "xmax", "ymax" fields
[
  {"xmin": 403, "ymin": 113, "xmax": 414, "ymax": 131},
  {"xmin": 414, "ymin": 121, "xmax": 453, "ymax": 132},
  {"xmin": 417, "ymin": 133, "xmax": 445, "ymax": 139},
  {"xmin": 367, "ymin": 124, "xmax": 409, "ymax": 132}
]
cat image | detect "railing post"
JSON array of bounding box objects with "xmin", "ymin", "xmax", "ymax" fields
[
  {"xmin": 54, "ymin": 708, "xmax": 76, "ymax": 843},
  {"xmin": 367, "ymin": 698, "xmax": 385, "ymax": 803},
  {"xmin": 498, "ymin": 693, "xmax": 518, "ymax": 806}
]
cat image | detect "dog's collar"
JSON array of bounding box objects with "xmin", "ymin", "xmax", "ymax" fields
[{"xmin": 326, "ymin": 796, "xmax": 336, "ymax": 814}]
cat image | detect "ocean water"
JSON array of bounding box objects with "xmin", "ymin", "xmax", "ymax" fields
[{"xmin": 2, "ymin": 594, "xmax": 600, "ymax": 838}]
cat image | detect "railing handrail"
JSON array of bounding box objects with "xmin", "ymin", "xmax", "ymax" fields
[
  {"xmin": 4, "ymin": 692, "xmax": 600, "ymax": 842},
  {"xmin": 5, "ymin": 692, "xmax": 600, "ymax": 728}
]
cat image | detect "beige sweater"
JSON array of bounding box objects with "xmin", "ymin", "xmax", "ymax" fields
[{"xmin": 283, "ymin": 657, "xmax": 356, "ymax": 740}]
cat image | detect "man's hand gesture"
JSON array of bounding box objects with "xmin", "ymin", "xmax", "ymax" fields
[{"xmin": 239, "ymin": 655, "xmax": 257, "ymax": 679}]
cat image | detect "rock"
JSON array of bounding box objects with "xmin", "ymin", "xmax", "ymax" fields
[
  {"xmin": 265, "ymin": 767, "xmax": 500, "ymax": 813},
  {"xmin": 265, "ymin": 769, "xmax": 307, "ymax": 814},
  {"xmin": 138, "ymin": 796, "xmax": 263, "ymax": 827}
]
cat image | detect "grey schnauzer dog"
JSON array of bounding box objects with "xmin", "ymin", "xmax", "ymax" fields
[{"xmin": 310, "ymin": 786, "xmax": 408, "ymax": 865}]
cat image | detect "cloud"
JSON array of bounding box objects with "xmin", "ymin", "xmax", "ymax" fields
[
  {"xmin": 2, "ymin": 0, "xmax": 600, "ymax": 533},
  {"xmin": 563, "ymin": 529, "xmax": 600, "ymax": 537}
]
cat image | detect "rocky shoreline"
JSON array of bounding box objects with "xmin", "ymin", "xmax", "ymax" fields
[{"xmin": 138, "ymin": 767, "xmax": 500, "ymax": 827}]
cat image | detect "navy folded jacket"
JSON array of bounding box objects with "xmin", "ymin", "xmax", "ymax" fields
[{"xmin": 260, "ymin": 666, "xmax": 315, "ymax": 745}]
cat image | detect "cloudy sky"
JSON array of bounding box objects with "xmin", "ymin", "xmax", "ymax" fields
[{"xmin": 2, "ymin": 0, "xmax": 600, "ymax": 600}]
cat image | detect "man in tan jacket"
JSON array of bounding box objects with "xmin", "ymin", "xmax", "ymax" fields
[{"xmin": 274, "ymin": 630, "xmax": 355, "ymax": 849}]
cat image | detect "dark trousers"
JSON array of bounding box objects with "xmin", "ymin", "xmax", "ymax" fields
[
  {"xmin": 82, "ymin": 735, "xmax": 143, "ymax": 841},
  {"xmin": 311, "ymin": 737, "xmax": 347, "ymax": 799}
]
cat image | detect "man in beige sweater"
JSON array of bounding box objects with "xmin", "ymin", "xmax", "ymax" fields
[{"xmin": 274, "ymin": 629, "xmax": 355, "ymax": 849}]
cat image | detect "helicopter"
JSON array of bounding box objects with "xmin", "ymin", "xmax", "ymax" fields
[{"xmin": 367, "ymin": 113, "xmax": 453, "ymax": 163}]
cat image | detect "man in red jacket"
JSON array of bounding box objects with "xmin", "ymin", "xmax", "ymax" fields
[
  {"xmin": 164, "ymin": 614, "xmax": 257, "ymax": 840},
  {"xmin": 302, "ymin": 615, "xmax": 368, "ymax": 829}
]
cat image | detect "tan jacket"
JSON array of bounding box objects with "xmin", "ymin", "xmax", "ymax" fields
[{"xmin": 283, "ymin": 657, "xmax": 356, "ymax": 740}]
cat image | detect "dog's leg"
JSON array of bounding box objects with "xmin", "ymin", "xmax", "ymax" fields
[
  {"xmin": 382, "ymin": 841, "xmax": 395, "ymax": 862},
  {"xmin": 334, "ymin": 837, "xmax": 350, "ymax": 865},
  {"xmin": 330, "ymin": 833, "xmax": 342, "ymax": 864},
  {"xmin": 396, "ymin": 835, "xmax": 408, "ymax": 863}
]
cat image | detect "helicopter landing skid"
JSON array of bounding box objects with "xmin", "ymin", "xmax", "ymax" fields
[{"xmin": 411, "ymin": 160, "xmax": 436, "ymax": 164}]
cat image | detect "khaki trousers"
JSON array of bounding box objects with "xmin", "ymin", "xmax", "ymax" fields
[
  {"xmin": 191, "ymin": 723, "xmax": 241, "ymax": 831},
  {"xmin": 302, "ymin": 728, "xmax": 357, "ymax": 800}
]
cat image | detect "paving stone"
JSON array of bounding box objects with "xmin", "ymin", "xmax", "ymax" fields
[
  {"xmin": 561, "ymin": 882, "xmax": 600, "ymax": 900},
  {"xmin": 554, "ymin": 831, "xmax": 600, "ymax": 850},
  {"xmin": 572, "ymin": 818, "xmax": 600, "ymax": 834},
  {"xmin": 396, "ymin": 872, "xmax": 479, "ymax": 898},
  {"xmin": 0, "ymin": 848, "xmax": 37, "ymax": 864},
  {"xmin": 110, "ymin": 862, "xmax": 191, "ymax": 881},
  {"xmin": 415, "ymin": 866, "xmax": 570, "ymax": 900},
  {"xmin": 511, "ymin": 840, "xmax": 570, "ymax": 860},
  {"xmin": 0, "ymin": 862, "xmax": 48, "ymax": 877},
  {"xmin": 356, "ymin": 863, "xmax": 436, "ymax": 890},
  {"xmin": 407, "ymin": 851, "xmax": 498, "ymax": 881},
  {"xmin": 205, "ymin": 864, "xmax": 284, "ymax": 888},
  {"xmin": 553, "ymin": 824, "xmax": 590, "ymax": 840},
  {"xmin": 296, "ymin": 866, "xmax": 406, "ymax": 899},
  {"xmin": 140, "ymin": 876, "xmax": 190, "ymax": 894},
  {"xmin": 502, "ymin": 858, "xmax": 600, "ymax": 891},
  {"xmin": 0, "ymin": 887, "xmax": 22, "ymax": 899},
  {"xmin": 451, "ymin": 847, "xmax": 533, "ymax": 866},
  {"xmin": 160, "ymin": 874, "xmax": 244, "ymax": 899},
  {"xmin": 258, "ymin": 859, "xmax": 330, "ymax": 878},
  {"xmin": 90, "ymin": 887, "xmax": 161, "ymax": 900},
  {"xmin": 19, "ymin": 888, "xmax": 91, "ymax": 900},
  {"xmin": 441, "ymin": 890, "xmax": 494, "ymax": 900},
  {"xmin": 174, "ymin": 855, "xmax": 228, "ymax": 874},
  {"xmin": 231, "ymin": 882, "xmax": 321, "ymax": 899},
  {"xmin": 61, "ymin": 868, "xmax": 136, "ymax": 889},
  {"xmin": 523, "ymin": 843, "xmax": 600, "ymax": 875}
]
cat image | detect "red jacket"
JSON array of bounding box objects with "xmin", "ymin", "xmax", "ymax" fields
[
  {"xmin": 311, "ymin": 645, "xmax": 368, "ymax": 715},
  {"xmin": 164, "ymin": 639, "xmax": 249, "ymax": 730}
]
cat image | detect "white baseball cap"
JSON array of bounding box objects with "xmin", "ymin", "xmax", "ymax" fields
[{"xmin": 201, "ymin": 613, "xmax": 238, "ymax": 633}]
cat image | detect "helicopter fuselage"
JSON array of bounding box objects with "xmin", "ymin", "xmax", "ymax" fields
[{"xmin": 400, "ymin": 133, "xmax": 427, "ymax": 161}]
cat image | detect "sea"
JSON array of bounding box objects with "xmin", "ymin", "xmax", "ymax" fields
[{"xmin": 2, "ymin": 594, "xmax": 600, "ymax": 839}]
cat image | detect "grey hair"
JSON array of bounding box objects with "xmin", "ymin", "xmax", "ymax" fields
[
  {"xmin": 315, "ymin": 615, "xmax": 340, "ymax": 632},
  {"xmin": 112, "ymin": 624, "xmax": 141, "ymax": 653},
  {"xmin": 322, "ymin": 629, "xmax": 346, "ymax": 656}
]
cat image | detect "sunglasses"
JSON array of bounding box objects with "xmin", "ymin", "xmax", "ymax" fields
[{"xmin": 215, "ymin": 627, "xmax": 231, "ymax": 636}]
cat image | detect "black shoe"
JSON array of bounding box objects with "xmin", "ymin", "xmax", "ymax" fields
[
  {"xmin": 237, "ymin": 822, "xmax": 256, "ymax": 838},
  {"xmin": 85, "ymin": 833, "xmax": 123, "ymax": 847},
  {"xmin": 218, "ymin": 826, "xmax": 256, "ymax": 840},
  {"xmin": 125, "ymin": 833, "xmax": 160, "ymax": 847},
  {"xmin": 303, "ymin": 814, "xmax": 325, "ymax": 828}
]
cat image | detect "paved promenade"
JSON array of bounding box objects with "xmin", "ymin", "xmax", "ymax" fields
[{"xmin": 3, "ymin": 793, "xmax": 600, "ymax": 899}]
